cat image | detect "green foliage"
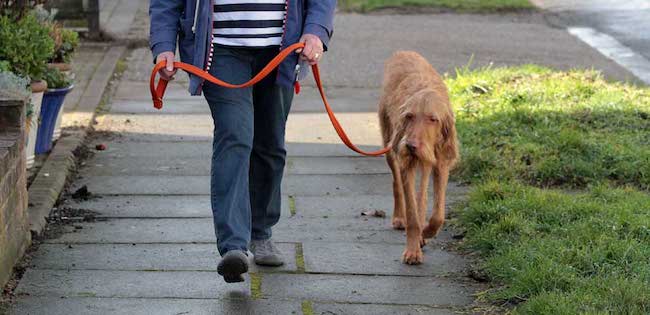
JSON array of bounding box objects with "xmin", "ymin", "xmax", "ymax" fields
[
  {"xmin": 339, "ymin": 0, "xmax": 533, "ymax": 12},
  {"xmin": 0, "ymin": 60, "xmax": 10, "ymax": 72},
  {"xmin": 42, "ymin": 67, "xmax": 72, "ymax": 89},
  {"xmin": 49, "ymin": 24, "xmax": 79, "ymax": 63},
  {"xmin": 458, "ymin": 182, "xmax": 650, "ymax": 314},
  {"xmin": 447, "ymin": 66, "xmax": 650, "ymax": 190},
  {"xmin": 0, "ymin": 13, "xmax": 55, "ymax": 81}
]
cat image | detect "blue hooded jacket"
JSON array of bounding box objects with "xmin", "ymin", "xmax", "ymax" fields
[{"xmin": 150, "ymin": 0, "xmax": 336, "ymax": 95}]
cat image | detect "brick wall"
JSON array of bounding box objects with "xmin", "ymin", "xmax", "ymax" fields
[{"xmin": 0, "ymin": 96, "xmax": 30, "ymax": 287}]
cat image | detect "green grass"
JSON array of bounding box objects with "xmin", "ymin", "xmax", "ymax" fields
[
  {"xmin": 339, "ymin": 0, "xmax": 534, "ymax": 13},
  {"xmin": 448, "ymin": 66, "xmax": 650, "ymax": 313},
  {"xmin": 458, "ymin": 182, "xmax": 650, "ymax": 314},
  {"xmin": 448, "ymin": 66, "xmax": 650, "ymax": 190}
]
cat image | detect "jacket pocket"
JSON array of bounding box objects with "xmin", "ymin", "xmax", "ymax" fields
[{"xmin": 178, "ymin": 17, "xmax": 195, "ymax": 64}]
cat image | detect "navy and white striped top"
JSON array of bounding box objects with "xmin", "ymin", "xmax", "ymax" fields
[{"xmin": 212, "ymin": 0, "xmax": 287, "ymax": 48}]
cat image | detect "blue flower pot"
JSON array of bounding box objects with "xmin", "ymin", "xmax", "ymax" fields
[{"xmin": 36, "ymin": 85, "xmax": 74, "ymax": 154}]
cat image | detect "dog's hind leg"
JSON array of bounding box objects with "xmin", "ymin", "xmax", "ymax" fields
[
  {"xmin": 400, "ymin": 164, "xmax": 424, "ymax": 264},
  {"xmin": 422, "ymin": 165, "xmax": 449, "ymax": 239},
  {"xmin": 386, "ymin": 152, "xmax": 406, "ymax": 230},
  {"xmin": 417, "ymin": 163, "xmax": 432, "ymax": 246}
]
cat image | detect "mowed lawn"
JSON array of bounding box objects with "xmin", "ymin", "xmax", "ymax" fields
[
  {"xmin": 445, "ymin": 66, "xmax": 650, "ymax": 314},
  {"xmin": 339, "ymin": 0, "xmax": 534, "ymax": 12}
]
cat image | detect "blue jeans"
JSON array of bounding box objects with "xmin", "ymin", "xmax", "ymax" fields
[{"xmin": 202, "ymin": 45, "xmax": 293, "ymax": 255}]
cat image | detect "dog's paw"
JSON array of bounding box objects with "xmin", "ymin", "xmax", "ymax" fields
[
  {"xmin": 420, "ymin": 237, "xmax": 428, "ymax": 248},
  {"xmin": 422, "ymin": 224, "xmax": 439, "ymax": 239},
  {"xmin": 401, "ymin": 247, "xmax": 424, "ymax": 265},
  {"xmin": 392, "ymin": 217, "xmax": 406, "ymax": 230}
]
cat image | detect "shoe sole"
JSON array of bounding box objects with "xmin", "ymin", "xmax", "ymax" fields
[
  {"xmin": 254, "ymin": 258, "xmax": 285, "ymax": 267},
  {"xmin": 217, "ymin": 254, "xmax": 248, "ymax": 283}
]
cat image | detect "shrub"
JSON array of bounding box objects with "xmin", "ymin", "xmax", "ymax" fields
[
  {"xmin": 49, "ymin": 24, "xmax": 79, "ymax": 63},
  {"xmin": 0, "ymin": 13, "xmax": 55, "ymax": 81},
  {"xmin": 42, "ymin": 66, "xmax": 72, "ymax": 89}
]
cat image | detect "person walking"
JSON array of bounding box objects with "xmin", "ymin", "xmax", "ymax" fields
[{"xmin": 149, "ymin": 0, "xmax": 336, "ymax": 283}]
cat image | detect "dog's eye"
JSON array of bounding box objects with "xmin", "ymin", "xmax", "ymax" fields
[
  {"xmin": 429, "ymin": 117, "xmax": 439, "ymax": 122},
  {"xmin": 405, "ymin": 113, "xmax": 414, "ymax": 120}
]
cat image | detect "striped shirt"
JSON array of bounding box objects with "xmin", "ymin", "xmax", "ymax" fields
[{"xmin": 212, "ymin": 0, "xmax": 287, "ymax": 48}]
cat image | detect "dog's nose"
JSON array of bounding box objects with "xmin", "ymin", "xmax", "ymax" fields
[{"xmin": 406, "ymin": 142, "xmax": 418, "ymax": 153}]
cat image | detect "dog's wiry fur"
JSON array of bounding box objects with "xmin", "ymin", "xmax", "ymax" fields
[{"xmin": 378, "ymin": 51, "xmax": 459, "ymax": 265}]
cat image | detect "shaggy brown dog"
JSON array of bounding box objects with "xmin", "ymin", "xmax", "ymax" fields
[{"xmin": 378, "ymin": 51, "xmax": 459, "ymax": 265}]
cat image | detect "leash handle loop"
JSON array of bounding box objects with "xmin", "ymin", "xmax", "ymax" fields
[{"xmin": 150, "ymin": 43, "xmax": 390, "ymax": 157}]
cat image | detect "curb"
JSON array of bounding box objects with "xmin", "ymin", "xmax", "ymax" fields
[{"xmin": 26, "ymin": 45, "xmax": 126, "ymax": 236}]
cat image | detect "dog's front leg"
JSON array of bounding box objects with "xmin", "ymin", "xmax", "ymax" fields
[
  {"xmin": 423, "ymin": 165, "xmax": 449, "ymax": 239},
  {"xmin": 401, "ymin": 165, "xmax": 424, "ymax": 265},
  {"xmin": 417, "ymin": 163, "xmax": 432, "ymax": 228},
  {"xmin": 386, "ymin": 152, "xmax": 406, "ymax": 229},
  {"xmin": 417, "ymin": 163, "xmax": 432, "ymax": 247}
]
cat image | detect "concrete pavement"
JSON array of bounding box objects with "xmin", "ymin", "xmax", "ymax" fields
[
  {"xmin": 11, "ymin": 46, "xmax": 479, "ymax": 314},
  {"xmin": 9, "ymin": 2, "xmax": 641, "ymax": 314}
]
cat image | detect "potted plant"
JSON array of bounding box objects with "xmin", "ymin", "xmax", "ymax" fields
[
  {"xmin": 35, "ymin": 67, "xmax": 74, "ymax": 154},
  {"xmin": 48, "ymin": 24, "xmax": 78, "ymax": 72},
  {"xmin": 0, "ymin": 13, "xmax": 54, "ymax": 166},
  {"xmin": 33, "ymin": 5, "xmax": 80, "ymax": 140},
  {"xmin": 48, "ymin": 26, "xmax": 78, "ymax": 140}
]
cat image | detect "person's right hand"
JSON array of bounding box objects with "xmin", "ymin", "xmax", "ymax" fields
[{"xmin": 156, "ymin": 51, "xmax": 177, "ymax": 80}]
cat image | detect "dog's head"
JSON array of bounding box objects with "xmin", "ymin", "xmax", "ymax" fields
[{"xmin": 392, "ymin": 89, "xmax": 458, "ymax": 166}]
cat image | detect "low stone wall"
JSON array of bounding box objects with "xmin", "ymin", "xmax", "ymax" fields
[{"xmin": 0, "ymin": 97, "xmax": 30, "ymax": 287}]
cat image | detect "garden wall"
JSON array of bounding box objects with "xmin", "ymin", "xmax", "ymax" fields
[{"xmin": 0, "ymin": 97, "xmax": 30, "ymax": 287}]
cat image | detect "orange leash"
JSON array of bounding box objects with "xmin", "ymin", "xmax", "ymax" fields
[{"xmin": 150, "ymin": 43, "xmax": 390, "ymax": 157}]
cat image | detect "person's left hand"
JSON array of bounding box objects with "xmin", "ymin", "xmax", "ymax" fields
[{"xmin": 295, "ymin": 34, "xmax": 324, "ymax": 65}]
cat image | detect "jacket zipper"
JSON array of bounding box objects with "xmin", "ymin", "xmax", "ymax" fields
[
  {"xmin": 197, "ymin": 0, "xmax": 215, "ymax": 93},
  {"xmin": 191, "ymin": 0, "xmax": 200, "ymax": 33}
]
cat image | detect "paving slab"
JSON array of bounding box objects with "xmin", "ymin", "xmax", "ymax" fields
[
  {"xmin": 303, "ymin": 242, "xmax": 466, "ymax": 276},
  {"xmin": 262, "ymin": 274, "xmax": 476, "ymax": 306},
  {"xmin": 110, "ymin": 85, "xmax": 380, "ymax": 114},
  {"xmin": 71, "ymin": 174, "xmax": 467, "ymax": 196},
  {"xmin": 114, "ymin": 81, "xmax": 192, "ymax": 101},
  {"xmin": 312, "ymin": 303, "xmax": 455, "ymax": 315},
  {"xmin": 94, "ymin": 112, "xmax": 384, "ymax": 145},
  {"xmin": 44, "ymin": 217, "xmax": 408, "ymax": 245},
  {"xmin": 101, "ymin": 0, "xmax": 141, "ymax": 38},
  {"xmin": 294, "ymin": 194, "xmax": 468, "ymax": 218},
  {"xmin": 87, "ymin": 141, "xmax": 383, "ymax": 158},
  {"xmin": 29, "ymin": 243, "xmax": 297, "ymax": 273},
  {"xmin": 60, "ymin": 195, "xmax": 290, "ymax": 218},
  {"xmin": 11, "ymin": 297, "xmax": 301, "ymax": 315},
  {"xmin": 15, "ymin": 269, "xmax": 250, "ymax": 299},
  {"xmin": 80, "ymin": 155, "xmax": 388, "ymax": 176}
]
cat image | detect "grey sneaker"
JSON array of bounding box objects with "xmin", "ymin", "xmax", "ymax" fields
[
  {"xmin": 250, "ymin": 239, "xmax": 285, "ymax": 267},
  {"xmin": 217, "ymin": 250, "xmax": 249, "ymax": 283}
]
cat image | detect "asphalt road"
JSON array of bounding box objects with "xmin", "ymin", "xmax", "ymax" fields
[{"xmin": 537, "ymin": 0, "xmax": 650, "ymax": 61}]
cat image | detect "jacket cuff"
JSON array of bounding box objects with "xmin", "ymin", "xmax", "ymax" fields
[
  {"xmin": 303, "ymin": 23, "xmax": 331, "ymax": 51},
  {"xmin": 151, "ymin": 41, "xmax": 177, "ymax": 64}
]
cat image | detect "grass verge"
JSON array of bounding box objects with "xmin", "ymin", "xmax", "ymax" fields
[
  {"xmin": 449, "ymin": 66, "xmax": 649, "ymax": 190},
  {"xmin": 458, "ymin": 182, "xmax": 650, "ymax": 313},
  {"xmin": 447, "ymin": 66, "xmax": 650, "ymax": 313},
  {"xmin": 339, "ymin": 0, "xmax": 534, "ymax": 13}
]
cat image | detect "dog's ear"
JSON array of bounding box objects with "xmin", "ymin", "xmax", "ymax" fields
[{"xmin": 437, "ymin": 109, "xmax": 459, "ymax": 163}]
